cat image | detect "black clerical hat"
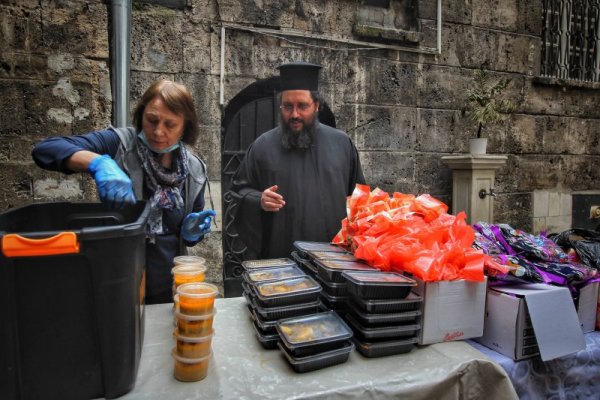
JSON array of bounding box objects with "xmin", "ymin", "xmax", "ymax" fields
[{"xmin": 277, "ymin": 61, "xmax": 322, "ymax": 91}]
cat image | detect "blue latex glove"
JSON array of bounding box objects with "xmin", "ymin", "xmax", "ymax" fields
[
  {"xmin": 88, "ymin": 155, "xmax": 136, "ymax": 209},
  {"xmin": 181, "ymin": 210, "xmax": 217, "ymax": 242}
]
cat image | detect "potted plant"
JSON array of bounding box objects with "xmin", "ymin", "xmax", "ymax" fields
[{"xmin": 466, "ymin": 69, "xmax": 515, "ymax": 154}]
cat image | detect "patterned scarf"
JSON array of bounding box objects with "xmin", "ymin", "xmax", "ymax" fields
[{"xmin": 136, "ymin": 138, "xmax": 189, "ymax": 238}]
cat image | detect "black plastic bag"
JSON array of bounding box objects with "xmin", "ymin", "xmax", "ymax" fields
[{"xmin": 551, "ymin": 228, "xmax": 600, "ymax": 270}]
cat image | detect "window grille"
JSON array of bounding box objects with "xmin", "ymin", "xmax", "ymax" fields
[{"xmin": 541, "ymin": 0, "xmax": 600, "ymax": 82}]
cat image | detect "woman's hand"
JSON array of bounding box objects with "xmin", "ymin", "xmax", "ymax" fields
[
  {"xmin": 87, "ymin": 155, "xmax": 136, "ymax": 209},
  {"xmin": 181, "ymin": 210, "xmax": 217, "ymax": 241}
]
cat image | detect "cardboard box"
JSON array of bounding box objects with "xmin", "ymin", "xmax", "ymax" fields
[
  {"xmin": 413, "ymin": 278, "xmax": 487, "ymax": 345},
  {"xmin": 577, "ymin": 282, "xmax": 598, "ymax": 333},
  {"xmin": 476, "ymin": 284, "xmax": 586, "ymax": 361}
]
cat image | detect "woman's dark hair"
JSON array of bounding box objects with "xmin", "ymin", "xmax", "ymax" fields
[{"xmin": 132, "ymin": 80, "xmax": 200, "ymax": 145}]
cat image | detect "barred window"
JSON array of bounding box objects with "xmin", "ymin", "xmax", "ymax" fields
[{"xmin": 541, "ymin": 0, "xmax": 600, "ymax": 82}]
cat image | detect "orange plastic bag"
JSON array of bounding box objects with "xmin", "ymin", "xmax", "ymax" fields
[{"xmin": 334, "ymin": 185, "xmax": 485, "ymax": 282}]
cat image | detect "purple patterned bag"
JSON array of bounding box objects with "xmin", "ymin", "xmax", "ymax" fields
[{"xmin": 496, "ymin": 224, "xmax": 569, "ymax": 263}]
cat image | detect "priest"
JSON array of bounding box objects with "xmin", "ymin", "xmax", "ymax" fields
[{"xmin": 229, "ymin": 61, "xmax": 365, "ymax": 259}]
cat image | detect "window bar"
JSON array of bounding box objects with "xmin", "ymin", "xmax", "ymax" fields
[
  {"xmin": 569, "ymin": 0, "xmax": 584, "ymax": 81},
  {"xmin": 593, "ymin": 1, "xmax": 600, "ymax": 81},
  {"xmin": 559, "ymin": 0, "xmax": 572, "ymax": 80}
]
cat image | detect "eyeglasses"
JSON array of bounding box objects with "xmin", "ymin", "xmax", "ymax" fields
[{"xmin": 280, "ymin": 102, "xmax": 314, "ymax": 113}]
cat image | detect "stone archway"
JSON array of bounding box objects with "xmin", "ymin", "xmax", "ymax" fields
[{"xmin": 220, "ymin": 78, "xmax": 336, "ymax": 297}]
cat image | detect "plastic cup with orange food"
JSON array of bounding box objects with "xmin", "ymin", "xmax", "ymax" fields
[
  {"xmin": 173, "ymin": 255, "xmax": 206, "ymax": 268},
  {"xmin": 177, "ymin": 282, "xmax": 219, "ymax": 315},
  {"xmin": 174, "ymin": 329, "xmax": 214, "ymax": 358},
  {"xmin": 172, "ymin": 264, "xmax": 207, "ymax": 288},
  {"xmin": 172, "ymin": 349, "xmax": 211, "ymax": 382},
  {"xmin": 175, "ymin": 309, "xmax": 216, "ymax": 337}
]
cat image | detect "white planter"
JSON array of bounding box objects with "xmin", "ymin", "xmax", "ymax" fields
[{"xmin": 469, "ymin": 138, "xmax": 487, "ymax": 154}]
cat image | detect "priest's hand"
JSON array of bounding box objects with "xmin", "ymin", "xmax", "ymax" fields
[{"xmin": 261, "ymin": 185, "xmax": 285, "ymax": 212}]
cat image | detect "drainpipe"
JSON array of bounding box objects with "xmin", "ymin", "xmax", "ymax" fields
[{"xmin": 111, "ymin": 0, "xmax": 131, "ymax": 127}]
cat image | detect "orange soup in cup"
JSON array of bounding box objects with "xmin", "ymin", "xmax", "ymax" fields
[
  {"xmin": 172, "ymin": 265, "xmax": 207, "ymax": 287},
  {"xmin": 177, "ymin": 282, "xmax": 219, "ymax": 315},
  {"xmin": 175, "ymin": 310, "xmax": 216, "ymax": 336},
  {"xmin": 174, "ymin": 330, "xmax": 213, "ymax": 358},
  {"xmin": 172, "ymin": 349, "xmax": 211, "ymax": 382}
]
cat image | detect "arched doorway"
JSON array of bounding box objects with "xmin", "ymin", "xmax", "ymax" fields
[{"xmin": 220, "ymin": 77, "xmax": 336, "ymax": 297}]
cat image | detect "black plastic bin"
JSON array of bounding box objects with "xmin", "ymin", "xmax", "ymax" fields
[{"xmin": 0, "ymin": 201, "xmax": 150, "ymax": 400}]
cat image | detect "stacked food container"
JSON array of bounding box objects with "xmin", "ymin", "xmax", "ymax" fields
[
  {"xmin": 342, "ymin": 271, "xmax": 422, "ymax": 357},
  {"xmin": 291, "ymin": 241, "xmax": 349, "ymax": 277},
  {"xmin": 308, "ymin": 252, "xmax": 378, "ymax": 316},
  {"xmin": 171, "ymin": 256, "xmax": 218, "ymax": 382},
  {"xmin": 241, "ymin": 258, "xmax": 323, "ymax": 349},
  {"xmin": 275, "ymin": 311, "xmax": 354, "ymax": 372}
]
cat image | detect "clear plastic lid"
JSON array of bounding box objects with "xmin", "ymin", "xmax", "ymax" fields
[
  {"xmin": 254, "ymin": 276, "xmax": 320, "ymax": 298},
  {"xmin": 171, "ymin": 264, "xmax": 207, "ymax": 274},
  {"xmin": 173, "ymin": 255, "xmax": 206, "ymax": 266},
  {"xmin": 316, "ymin": 259, "xmax": 376, "ymax": 271},
  {"xmin": 171, "ymin": 348, "xmax": 212, "ymax": 363},
  {"xmin": 342, "ymin": 271, "xmax": 417, "ymax": 286},
  {"xmin": 245, "ymin": 265, "xmax": 305, "ymax": 283},
  {"xmin": 176, "ymin": 282, "xmax": 219, "ymax": 298},
  {"xmin": 174, "ymin": 309, "xmax": 217, "ymax": 321},
  {"xmin": 173, "ymin": 329, "xmax": 215, "ymax": 342},
  {"xmin": 276, "ymin": 311, "xmax": 352, "ymax": 349},
  {"xmin": 293, "ymin": 241, "xmax": 347, "ymax": 253},
  {"xmin": 307, "ymin": 251, "xmax": 358, "ymax": 262},
  {"xmin": 241, "ymin": 258, "xmax": 296, "ymax": 270}
]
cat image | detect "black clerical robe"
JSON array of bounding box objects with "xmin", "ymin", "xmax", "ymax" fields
[{"xmin": 230, "ymin": 122, "xmax": 365, "ymax": 259}]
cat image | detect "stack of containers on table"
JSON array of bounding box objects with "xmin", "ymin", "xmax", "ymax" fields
[
  {"xmin": 241, "ymin": 258, "xmax": 323, "ymax": 349},
  {"xmin": 275, "ymin": 310, "xmax": 355, "ymax": 372},
  {"xmin": 171, "ymin": 256, "xmax": 218, "ymax": 382},
  {"xmin": 291, "ymin": 241, "xmax": 349, "ymax": 277},
  {"xmin": 342, "ymin": 271, "xmax": 422, "ymax": 357},
  {"xmin": 308, "ymin": 251, "xmax": 378, "ymax": 315}
]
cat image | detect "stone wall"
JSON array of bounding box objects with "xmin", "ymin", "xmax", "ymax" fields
[{"xmin": 1, "ymin": 0, "xmax": 600, "ymax": 290}]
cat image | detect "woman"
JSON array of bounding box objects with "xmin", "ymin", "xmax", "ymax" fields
[{"xmin": 32, "ymin": 79, "xmax": 216, "ymax": 304}]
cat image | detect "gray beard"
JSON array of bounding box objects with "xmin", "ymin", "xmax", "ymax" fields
[{"xmin": 280, "ymin": 115, "xmax": 318, "ymax": 150}]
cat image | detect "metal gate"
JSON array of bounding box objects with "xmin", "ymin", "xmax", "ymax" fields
[
  {"xmin": 220, "ymin": 79, "xmax": 336, "ymax": 297},
  {"xmin": 221, "ymin": 95, "xmax": 278, "ymax": 297}
]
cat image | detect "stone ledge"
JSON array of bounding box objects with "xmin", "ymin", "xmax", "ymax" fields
[
  {"xmin": 533, "ymin": 76, "xmax": 600, "ymax": 90},
  {"xmin": 353, "ymin": 23, "xmax": 423, "ymax": 43},
  {"xmin": 441, "ymin": 154, "xmax": 508, "ymax": 170}
]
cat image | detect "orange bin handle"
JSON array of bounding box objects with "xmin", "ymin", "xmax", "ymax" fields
[{"xmin": 2, "ymin": 232, "xmax": 80, "ymax": 257}]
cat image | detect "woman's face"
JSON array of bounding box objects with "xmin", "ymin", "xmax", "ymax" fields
[{"xmin": 141, "ymin": 96, "xmax": 185, "ymax": 151}]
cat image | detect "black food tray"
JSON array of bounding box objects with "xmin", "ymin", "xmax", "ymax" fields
[
  {"xmin": 349, "ymin": 292, "xmax": 423, "ymax": 313},
  {"xmin": 253, "ymin": 299, "xmax": 323, "ymax": 321},
  {"xmin": 242, "ymin": 287, "xmax": 257, "ymax": 308},
  {"xmin": 293, "ymin": 241, "xmax": 347, "ymax": 258},
  {"xmin": 250, "ymin": 308, "xmax": 278, "ymax": 332},
  {"xmin": 243, "ymin": 264, "xmax": 306, "ymax": 285},
  {"xmin": 344, "ymin": 313, "xmax": 420, "ymax": 340},
  {"xmin": 345, "ymin": 305, "xmax": 421, "ymax": 326},
  {"xmin": 306, "ymin": 250, "xmax": 359, "ymax": 263},
  {"xmin": 342, "ymin": 271, "xmax": 416, "ymax": 300},
  {"xmin": 278, "ymin": 340, "xmax": 354, "ymax": 373},
  {"xmin": 252, "ymin": 320, "xmax": 279, "ymax": 349},
  {"xmin": 276, "ymin": 311, "xmax": 353, "ymax": 357},
  {"xmin": 319, "ymin": 290, "xmax": 348, "ymax": 312},
  {"xmin": 291, "ymin": 251, "xmax": 318, "ymax": 275},
  {"xmin": 252, "ymin": 276, "xmax": 322, "ymax": 307},
  {"xmin": 314, "ymin": 273, "xmax": 348, "ymax": 296},
  {"xmin": 352, "ymin": 336, "xmax": 418, "ymax": 358},
  {"xmin": 313, "ymin": 259, "xmax": 377, "ymax": 283},
  {"xmin": 241, "ymin": 258, "xmax": 297, "ymax": 271}
]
